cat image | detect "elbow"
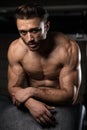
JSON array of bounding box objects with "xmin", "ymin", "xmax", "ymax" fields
[
  {"xmin": 67, "ymin": 92, "xmax": 78, "ymax": 105},
  {"xmin": 64, "ymin": 90, "xmax": 74, "ymax": 105},
  {"xmin": 8, "ymin": 85, "xmax": 15, "ymax": 96},
  {"xmin": 8, "ymin": 86, "xmax": 12, "ymax": 96},
  {"xmin": 64, "ymin": 86, "xmax": 78, "ymax": 105}
]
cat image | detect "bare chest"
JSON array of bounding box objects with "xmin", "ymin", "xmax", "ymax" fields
[{"xmin": 21, "ymin": 52, "xmax": 63, "ymax": 80}]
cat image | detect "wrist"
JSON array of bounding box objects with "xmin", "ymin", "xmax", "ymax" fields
[
  {"xmin": 26, "ymin": 87, "xmax": 35, "ymax": 98},
  {"xmin": 24, "ymin": 98, "xmax": 34, "ymax": 108},
  {"xmin": 24, "ymin": 87, "xmax": 35, "ymax": 104}
]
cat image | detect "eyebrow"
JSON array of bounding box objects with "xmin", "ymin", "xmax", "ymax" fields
[{"xmin": 19, "ymin": 27, "xmax": 41, "ymax": 33}]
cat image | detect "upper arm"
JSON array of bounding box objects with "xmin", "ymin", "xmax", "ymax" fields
[
  {"xmin": 7, "ymin": 42, "xmax": 25, "ymax": 93},
  {"xmin": 8, "ymin": 63, "xmax": 25, "ymax": 88},
  {"xmin": 59, "ymin": 41, "xmax": 81, "ymax": 103}
]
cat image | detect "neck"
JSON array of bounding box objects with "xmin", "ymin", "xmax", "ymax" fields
[{"xmin": 37, "ymin": 37, "xmax": 54, "ymax": 57}]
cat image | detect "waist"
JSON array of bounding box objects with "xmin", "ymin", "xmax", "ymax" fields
[{"xmin": 29, "ymin": 79, "xmax": 59, "ymax": 88}]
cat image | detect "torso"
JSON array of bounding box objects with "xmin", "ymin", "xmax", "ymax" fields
[
  {"xmin": 22, "ymin": 49, "xmax": 63, "ymax": 88},
  {"xmin": 19, "ymin": 32, "xmax": 74, "ymax": 88}
]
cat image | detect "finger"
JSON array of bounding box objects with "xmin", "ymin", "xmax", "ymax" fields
[
  {"xmin": 45, "ymin": 109, "xmax": 56, "ymax": 124},
  {"xmin": 36, "ymin": 118, "xmax": 41, "ymax": 124},
  {"xmin": 12, "ymin": 97, "xmax": 16, "ymax": 104},
  {"xmin": 39, "ymin": 117, "xmax": 47, "ymax": 124},
  {"xmin": 43, "ymin": 114, "xmax": 53, "ymax": 123},
  {"xmin": 39, "ymin": 115, "xmax": 56, "ymax": 126},
  {"xmin": 46, "ymin": 105, "xmax": 56, "ymax": 114},
  {"xmin": 36, "ymin": 117, "xmax": 46, "ymax": 125},
  {"xmin": 45, "ymin": 109, "xmax": 53, "ymax": 118},
  {"xmin": 16, "ymin": 102, "xmax": 21, "ymax": 106},
  {"xmin": 44, "ymin": 114, "xmax": 57, "ymax": 127},
  {"xmin": 50, "ymin": 109, "xmax": 57, "ymax": 114},
  {"xmin": 46, "ymin": 105, "xmax": 55, "ymax": 110},
  {"xmin": 15, "ymin": 100, "xmax": 21, "ymax": 106}
]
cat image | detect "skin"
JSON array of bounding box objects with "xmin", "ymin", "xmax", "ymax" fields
[{"xmin": 8, "ymin": 17, "xmax": 81, "ymax": 125}]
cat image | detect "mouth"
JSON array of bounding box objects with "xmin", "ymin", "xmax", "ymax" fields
[{"xmin": 28, "ymin": 42, "xmax": 39, "ymax": 50}]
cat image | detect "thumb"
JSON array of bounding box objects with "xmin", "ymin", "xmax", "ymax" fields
[
  {"xmin": 45, "ymin": 105, "xmax": 57, "ymax": 113},
  {"xmin": 45, "ymin": 105, "xmax": 55, "ymax": 110}
]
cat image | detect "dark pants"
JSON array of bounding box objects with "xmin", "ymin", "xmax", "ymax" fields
[{"xmin": 0, "ymin": 95, "xmax": 82, "ymax": 130}]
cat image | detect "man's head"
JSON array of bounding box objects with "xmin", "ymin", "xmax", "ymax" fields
[
  {"xmin": 14, "ymin": 4, "xmax": 49, "ymax": 22},
  {"xmin": 14, "ymin": 4, "xmax": 50, "ymax": 51}
]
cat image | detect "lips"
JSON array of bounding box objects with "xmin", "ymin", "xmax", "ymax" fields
[
  {"xmin": 29, "ymin": 44, "xmax": 36, "ymax": 48},
  {"xmin": 28, "ymin": 42, "xmax": 39, "ymax": 50}
]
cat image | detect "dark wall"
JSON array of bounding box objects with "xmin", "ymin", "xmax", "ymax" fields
[
  {"xmin": 0, "ymin": 0, "xmax": 87, "ymax": 7},
  {"xmin": 0, "ymin": 1, "xmax": 87, "ymax": 34}
]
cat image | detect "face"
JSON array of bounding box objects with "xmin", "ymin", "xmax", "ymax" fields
[{"xmin": 16, "ymin": 17, "xmax": 50, "ymax": 51}]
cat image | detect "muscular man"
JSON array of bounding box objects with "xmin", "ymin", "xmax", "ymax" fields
[{"xmin": 7, "ymin": 4, "xmax": 81, "ymax": 129}]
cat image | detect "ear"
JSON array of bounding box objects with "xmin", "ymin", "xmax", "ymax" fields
[{"xmin": 45, "ymin": 21, "xmax": 50, "ymax": 32}]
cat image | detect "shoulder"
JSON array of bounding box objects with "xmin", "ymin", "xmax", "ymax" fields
[
  {"xmin": 8, "ymin": 38, "xmax": 28, "ymax": 64},
  {"xmin": 54, "ymin": 32, "xmax": 80, "ymax": 53},
  {"xmin": 62, "ymin": 35, "xmax": 81, "ymax": 68},
  {"xmin": 69, "ymin": 39, "xmax": 81, "ymax": 67},
  {"xmin": 51, "ymin": 32, "xmax": 69, "ymax": 43},
  {"xmin": 54, "ymin": 32, "xmax": 81, "ymax": 66}
]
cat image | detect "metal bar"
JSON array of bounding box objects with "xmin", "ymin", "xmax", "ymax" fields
[{"xmin": 0, "ymin": 5, "xmax": 87, "ymax": 12}]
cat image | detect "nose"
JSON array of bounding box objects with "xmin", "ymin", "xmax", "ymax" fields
[{"xmin": 26, "ymin": 32, "xmax": 34, "ymax": 42}]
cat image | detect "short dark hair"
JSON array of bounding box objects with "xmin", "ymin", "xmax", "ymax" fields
[{"xmin": 14, "ymin": 4, "xmax": 49, "ymax": 22}]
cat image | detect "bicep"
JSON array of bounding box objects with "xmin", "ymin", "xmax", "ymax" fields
[
  {"xmin": 8, "ymin": 63, "xmax": 25, "ymax": 88},
  {"xmin": 59, "ymin": 66, "xmax": 77, "ymax": 88},
  {"xmin": 59, "ymin": 64, "xmax": 81, "ymax": 103}
]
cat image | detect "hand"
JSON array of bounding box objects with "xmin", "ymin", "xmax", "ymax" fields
[
  {"xmin": 25, "ymin": 98, "xmax": 55, "ymax": 125},
  {"xmin": 12, "ymin": 88, "xmax": 30, "ymax": 103},
  {"xmin": 12, "ymin": 95, "xmax": 21, "ymax": 106}
]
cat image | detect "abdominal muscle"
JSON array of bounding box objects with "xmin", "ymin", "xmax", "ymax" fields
[{"xmin": 28, "ymin": 78, "xmax": 59, "ymax": 88}]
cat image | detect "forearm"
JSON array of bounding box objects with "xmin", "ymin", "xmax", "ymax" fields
[
  {"xmin": 8, "ymin": 86, "xmax": 33, "ymax": 104},
  {"xmin": 29, "ymin": 87, "xmax": 73, "ymax": 105},
  {"xmin": 8, "ymin": 85, "xmax": 73, "ymax": 105}
]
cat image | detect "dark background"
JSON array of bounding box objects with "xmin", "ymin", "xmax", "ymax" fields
[
  {"xmin": 0, "ymin": 0, "xmax": 87, "ymax": 33},
  {"xmin": 0, "ymin": 0, "xmax": 87, "ymax": 128}
]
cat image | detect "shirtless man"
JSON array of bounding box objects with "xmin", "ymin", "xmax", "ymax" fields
[{"xmin": 7, "ymin": 4, "xmax": 81, "ymax": 129}]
